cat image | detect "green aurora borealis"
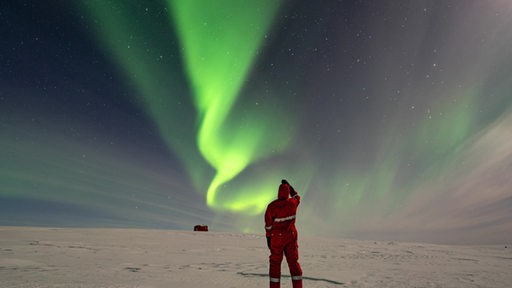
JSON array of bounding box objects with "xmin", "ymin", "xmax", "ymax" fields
[
  {"xmin": 168, "ymin": 0, "xmax": 288, "ymax": 212},
  {"xmin": 79, "ymin": 0, "xmax": 293, "ymax": 214},
  {"xmin": 1, "ymin": 1, "xmax": 512, "ymax": 243}
]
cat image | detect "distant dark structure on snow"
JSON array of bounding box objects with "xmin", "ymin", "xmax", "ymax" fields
[{"xmin": 194, "ymin": 224, "xmax": 208, "ymax": 232}]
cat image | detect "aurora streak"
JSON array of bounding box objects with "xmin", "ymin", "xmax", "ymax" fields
[
  {"xmin": 167, "ymin": 0, "xmax": 286, "ymax": 211},
  {"xmin": 78, "ymin": 0, "xmax": 291, "ymax": 214}
]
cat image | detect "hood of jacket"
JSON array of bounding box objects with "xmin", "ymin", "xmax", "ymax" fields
[{"xmin": 277, "ymin": 183, "xmax": 290, "ymax": 200}]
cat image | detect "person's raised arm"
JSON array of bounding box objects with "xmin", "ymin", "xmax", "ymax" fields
[{"xmin": 282, "ymin": 179, "xmax": 300, "ymax": 203}]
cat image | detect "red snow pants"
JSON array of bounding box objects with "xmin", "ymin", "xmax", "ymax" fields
[{"xmin": 269, "ymin": 230, "xmax": 302, "ymax": 288}]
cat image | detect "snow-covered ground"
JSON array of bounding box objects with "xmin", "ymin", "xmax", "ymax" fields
[{"xmin": 1, "ymin": 227, "xmax": 510, "ymax": 288}]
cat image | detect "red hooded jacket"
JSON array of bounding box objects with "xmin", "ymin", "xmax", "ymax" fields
[{"xmin": 264, "ymin": 184, "xmax": 301, "ymax": 237}]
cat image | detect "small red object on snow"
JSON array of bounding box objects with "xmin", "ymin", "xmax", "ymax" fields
[{"xmin": 194, "ymin": 225, "xmax": 208, "ymax": 232}]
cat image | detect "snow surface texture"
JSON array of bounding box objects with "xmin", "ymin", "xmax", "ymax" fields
[{"xmin": 1, "ymin": 227, "xmax": 511, "ymax": 288}]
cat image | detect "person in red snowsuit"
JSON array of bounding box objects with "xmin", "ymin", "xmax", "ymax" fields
[{"xmin": 264, "ymin": 179, "xmax": 303, "ymax": 288}]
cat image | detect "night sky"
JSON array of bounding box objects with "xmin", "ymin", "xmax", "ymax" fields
[{"xmin": 2, "ymin": 0, "xmax": 512, "ymax": 244}]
